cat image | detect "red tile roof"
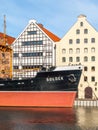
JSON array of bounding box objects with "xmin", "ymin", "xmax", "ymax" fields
[
  {"xmin": 0, "ymin": 32, "xmax": 15, "ymax": 44},
  {"xmin": 38, "ymin": 24, "xmax": 60, "ymax": 42}
]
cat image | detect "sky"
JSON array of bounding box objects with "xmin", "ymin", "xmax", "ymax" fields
[{"xmin": 0, "ymin": 0, "xmax": 98, "ymax": 38}]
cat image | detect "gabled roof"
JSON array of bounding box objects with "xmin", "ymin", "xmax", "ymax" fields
[
  {"xmin": 0, "ymin": 32, "xmax": 15, "ymax": 44},
  {"xmin": 37, "ymin": 24, "xmax": 60, "ymax": 42}
]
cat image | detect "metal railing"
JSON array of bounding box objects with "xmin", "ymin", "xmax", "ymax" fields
[{"xmin": 74, "ymin": 98, "xmax": 98, "ymax": 107}]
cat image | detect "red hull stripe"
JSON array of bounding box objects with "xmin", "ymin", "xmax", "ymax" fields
[{"xmin": 0, "ymin": 92, "xmax": 76, "ymax": 107}]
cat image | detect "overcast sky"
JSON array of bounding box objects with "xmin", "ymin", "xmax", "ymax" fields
[{"xmin": 0, "ymin": 0, "xmax": 98, "ymax": 38}]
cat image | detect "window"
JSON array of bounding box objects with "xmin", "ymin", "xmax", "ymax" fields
[
  {"xmin": 69, "ymin": 48, "xmax": 73, "ymax": 54},
  {"xmin": 69, "ymin": 39, "xmax": 73, "ymax": 44},
  {"xmin": 62, "ymin": 49, "xmax": 66, "ymax": 54},
  {"xmin": 84, "ymin": 66, "xmax": 88, "ymax": 71},
  {"xmin": 84, "ymin": 56, "xmax": 88, "ymax": 62},
  {"xmin": 22, "ymin": 52, "xmax": 43, "ymax": 57},
  {"xmin": 2, "ymin": 53, "xmax": 5, "ymax": 58},
  {"xmin": 13, "ymin": 53, "xmax": 19, "ymax": 57},
  {"xmin": 91, "ymin": 76, "xmax": 95, "ymax": 82},
  {"xmin": 22, "ymin": 41, "xmax": 43, "ymax": 46},
  {"xmin": 76, "ymin": 48, "xmax": 80, "ymax": 53},
  {"xmin": 76, "ymin": 29, "xmax": 80, "ymax": 34},
  {"xmin": 91, "ymin": 38, "xmax": 95, "ymax": 43},
  {"xmin": 84, "ymin": 76, "xmax": 88, "ymax": 81},
  {"xmin": 84, "ymin": 29, "xmax": 88, "ymax": 34},
  {"xmin": 76, "ymin": 39, "xmax": 80, "ymax": 44},
  {"xmin": 76, "ymin": 57, "xmax": 80, "ymax": 62},
  {"xmin": 91, "ymin": 66, "xmax": 95, "ymax": 71},
  {"xmin": 84, "ymin": 38, "xmax": 88, "ymax": 43},
  {"xmin": 13, "ymin": 66, "xmax": 18, "ymax": 69},
  {"xmin": 91, "ymin": 47, "xmax": 95, "ymax": 52},
  {"xmin": 91, "ymin": 56, "xmax": 95, "ymax": 61},
  {"xmin": 69, "ymin": 57, "xmax": 73, "ymax": 62},
  {"xmin": 80, "ymin": 22, "xmax": 83, "ymax": 26},
  {"xmin": 84, "ymin": 48, "xmax": 88, "ymax": 53},
  {"xmin": 27, "ymin": 31, "xmax": 37, "ymax": 35},
  {"xmin": 62, "ymin": 57, "xmax": 66, "ymax": 62}
]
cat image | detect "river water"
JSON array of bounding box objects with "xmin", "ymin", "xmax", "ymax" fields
[{"xmin": 0, "ymin": 107, "xmax": 98, "ymax": 130}]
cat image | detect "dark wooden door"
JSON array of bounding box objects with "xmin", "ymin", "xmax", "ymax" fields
[{"xmin": 85, "ymin": 87, "xmax": 92, "ymax": 98}]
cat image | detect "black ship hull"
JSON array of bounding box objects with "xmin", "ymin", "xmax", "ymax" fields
[{"xmin": 0, "ymin": 66, "xmax": 82, "ymax": 91}]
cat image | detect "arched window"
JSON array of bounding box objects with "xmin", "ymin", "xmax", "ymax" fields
[
  {"xmin": 62, "ymin": 48, "xmax": 66, "ymax": 54},
  {"xmin": 76, "ymin": 48, "xmax": 80, "ymax": 53},
  {"xmin": 84, "ymin": 48, "xmax": 88, "ymax": 53},
  {"xmin": 91, "ymin": 47, "xmax": 95, "ymax": 52},
  {"xmin": 69, "ymin": 48, "xmax": 73, "ymax": 54}
]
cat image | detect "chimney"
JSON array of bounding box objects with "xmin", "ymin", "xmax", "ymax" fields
[{"xmin": 38, "ymin": 23, "xmax": 43, "ymax": 28}]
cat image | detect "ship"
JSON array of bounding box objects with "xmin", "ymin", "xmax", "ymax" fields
[
  {"xmin": 0, "ymin": 16, "xmax": 82, "ymax": 107},
  {"xmin": 0, "ymin": 65, "xmax": 82, "ymax": 107}
]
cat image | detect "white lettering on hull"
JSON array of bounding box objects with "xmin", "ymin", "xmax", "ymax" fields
[{"xmin": 46, "ymin": 76, "xmax": 64, "ymax": 82}]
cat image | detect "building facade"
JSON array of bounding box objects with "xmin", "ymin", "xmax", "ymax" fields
[
  {"xmin": 56, "ymin": 15, "xmax": 98, "ymax": 99},
  {"xmin": 0, "ymin": 33, "xmax": 15, "ymax": 78},
  {"xmin": 12, "ymin": 20, "xmax": 60, "ymax": 79}
]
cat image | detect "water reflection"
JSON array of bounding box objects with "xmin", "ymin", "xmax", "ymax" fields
[
  {"xmin": 0, "ymin": 107, "xmax": 98, "ymax": 130},
  {"xmin": 76, "ymin": 107, "xmax": 98, "ymax": 128}
]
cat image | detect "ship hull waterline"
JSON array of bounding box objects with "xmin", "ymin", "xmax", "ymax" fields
[{"xmin": 0, "ymin": 91, "xmax": 76, "ymax": 107}]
